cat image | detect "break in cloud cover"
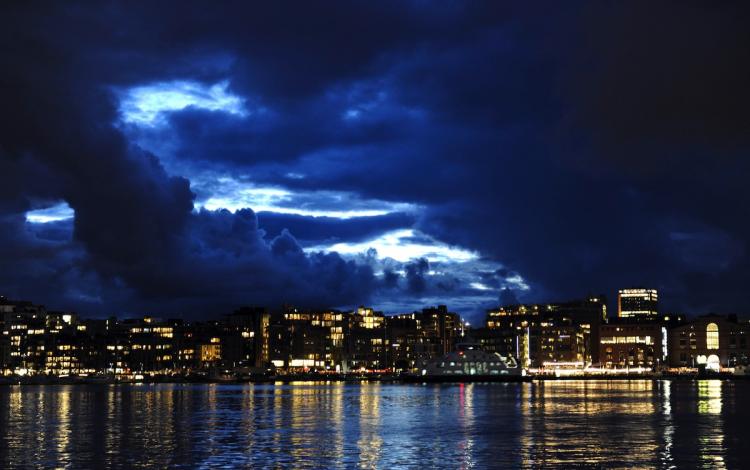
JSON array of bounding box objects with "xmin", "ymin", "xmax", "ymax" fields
[{"xmin": 2, "ymin": 2, "xmax": 750, "ymax": 321}]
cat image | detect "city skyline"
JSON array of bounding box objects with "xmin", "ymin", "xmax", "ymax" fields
[
  {"xmin": 3, "ymin": 4, "xmax": 749, "ymax": 468},
  {"xmin": 2, "ymin": 287, "xmax": 747, "ymax": 380}
]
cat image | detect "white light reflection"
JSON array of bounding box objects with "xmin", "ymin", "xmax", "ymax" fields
[
  {"xmin": 457, "ymin": 383, "xmax": 476, "ymax": 468},
  {"xmin": 697, "ymin": 380, "xmax": 726, "ymax": 470},
  {"xmin": 660, "ymin": 380, "xmax": 675, "ymax": 468}
]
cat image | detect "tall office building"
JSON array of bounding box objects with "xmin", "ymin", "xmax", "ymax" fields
[{"xmin": 618, "ymin": 288, "xmax": 658, "ymax": 318}]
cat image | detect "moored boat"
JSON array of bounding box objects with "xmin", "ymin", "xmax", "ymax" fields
[{"xmin": 403, "ymin": 343, "xmax": 529, "ymax": 382}]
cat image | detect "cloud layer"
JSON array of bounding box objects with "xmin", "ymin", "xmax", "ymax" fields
[{"xmin": 1, "ymin": 2, "xmax": 749, "ymax": 320}]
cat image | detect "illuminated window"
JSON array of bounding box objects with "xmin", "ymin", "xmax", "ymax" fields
[{"xmin": 706, "ymin": 323, "xmax": 719, "ymax": 350}]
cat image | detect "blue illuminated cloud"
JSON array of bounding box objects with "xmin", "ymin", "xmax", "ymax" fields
[
  {"xmin": 193, "ymin": 176, "xmax": 418, "ymax": 220},
  {"xmin": 308, "ymin": 228, "xmax": 478, "ymax": 263},
  {"xmin": 25, "ymin": 202, "xmax": 75, "ymax": 224},
  {"xmin": 470, "ymin": 282, "xmax": 492, "ymax": 291},
  {"xmin": 119, "ymin": 80, "xmax": 247, "ymax": 126}
]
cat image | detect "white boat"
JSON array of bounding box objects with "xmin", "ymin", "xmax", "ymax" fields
[{"xmin": 405, "ymin": 343, "xmax": 527, "ymax": 382}]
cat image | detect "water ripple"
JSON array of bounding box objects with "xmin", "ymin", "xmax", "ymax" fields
[{"xmin": 0, "ymin": 380, "xmax": 746, "ymax": 469}]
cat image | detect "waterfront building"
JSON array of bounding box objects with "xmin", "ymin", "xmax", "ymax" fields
[
  {"xmin": 172, "ymin": 321, "xmax": 197, "ymax": 371},
  {"xmin": 343, "ymin": 307, "xmax": 388, "ymax": 371},
  {"xmin": 0, "ymin": 297, "xmax": 98, "ymax": 376},
  {"xmin": 618, "ymin": 288, "xmax": 658, "ymax": 318},
  {"xmin": 0, "ymin": 297, "xmax": 47, "ymax": 374},
  {"xmin": 384, "ymin": 313, "xmax": 424, "ymax": 371},
  {"xmin": 553, "ymin": 297, "xmax": 607, "ymax": 363},
  {"xmin": 123, "ymin": 317, "xmax": 180, "ymax": 374},
  {"xmin": 419, "ymin": 305, "xmax": 462, "ymax": 357},
  {"xmin": 198, "ymin": 339, "xmax": 222, "ymax": 366},
  {"xmin": 483, "ymin": 314, "xmax": 585, "ymax": 368},
  {"xmin": 190, "ymin": 320, "xmax": 224, "ymax": 370},
  {"xmin": 43, "ymin": 317, "xmax": 99, "ymax": 377},
  {"xmin": 471, "ymin": 327, "xmax": 519, "ymax": 363},
  {"xmin": 668, "ymin": 314, "xmax": 750, "ymax": 370},
  {"xmin": 598, "ymin": 314, "xmax": 685, "ymax": 369},
  {"xmin": 273, "ymin": 307, "xmax": 345, "ymax": 370},
  {"xmin": 482, "ymin": 297, "xmax": 604, "ymax": 367},
  {"xmin": 268, "ymin": 313, "xmax": 292, "ymax": 368},
  {"xmin": 100, "ymin": 317, "xmax": 133, "ymax": 378},
  {"xmin": 222, "ymin": 307, "xmax": 270, "ymax": 368},
  {"xmin": 1, "ymin": 310, "xmax": 46, "ymax": 375},
  {"xmin": 600, "ymin": 319, "xmax": 664, "ymax": 369}
]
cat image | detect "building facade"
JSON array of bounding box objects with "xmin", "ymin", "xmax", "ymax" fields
[
  {"xmin": 599, "ymin": 320, "xmax": 666, "ymax": 368},
  {"xmin": 481, "ymin": 297, "xmax": 605, "ymax": 368},
  {"xmin": 618, "ymin": 288, "xmax": 658, "ymax": 318},
  {"xmin": 668, "ymin": 314, "xmax": 750, "ymax": 370}
]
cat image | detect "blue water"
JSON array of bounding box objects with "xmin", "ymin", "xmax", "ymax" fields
[{"xmin": 0, "ymin": 380, "xmax": 746, "ymax": 468}]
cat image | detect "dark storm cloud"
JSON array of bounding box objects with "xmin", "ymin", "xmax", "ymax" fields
[
  {"xmin": 2, "ymin": 1, "xmax": 749, "ymax": 317},
  {"xmin": 382, "ymin": 270, "xmax": 400, "ymax": 289},
  {"xmin": 0, "ymin": 215, "xmax": 96, "ymax": 311},
  {"xmin": 0, "ymin": 1, "xmax": 406, "ymax": 315},
  {"xmin": 405, "ymin": 258, "xmax": 430, "ymax": 293}
]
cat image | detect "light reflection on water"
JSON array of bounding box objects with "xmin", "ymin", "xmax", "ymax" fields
[
  {"xmin": 0, "ymin": 380, "xmax": 746, "ymax": 469},
  {"xmin": 697, "ymin": 380, "xmax": 725, "ymax": 470}
]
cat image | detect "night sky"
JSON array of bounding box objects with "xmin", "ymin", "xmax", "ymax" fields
[{"xmin": 2, "ymin": 2, "xmax": 749, "ymax": 321}]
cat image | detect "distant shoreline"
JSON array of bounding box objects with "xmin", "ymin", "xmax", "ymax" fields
[{"xmin": 0, "ymin": 374, "xmax": 748, "ymax": 385}]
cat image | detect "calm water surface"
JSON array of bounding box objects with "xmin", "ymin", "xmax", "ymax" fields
[{"xmin": 0, "ymin": 380, "xmax": 746, "ymax": 469}]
